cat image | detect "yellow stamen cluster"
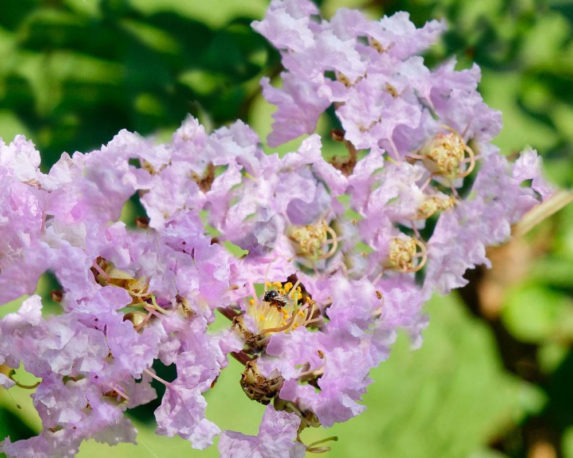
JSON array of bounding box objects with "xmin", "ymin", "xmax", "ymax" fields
[
  {"xmin": 420, "ymin": 128, "xmax": 475, "ymax": 179},
  {"xmin": 287, "ymin": 221, "xmax": 338, "ymax": 261},
  {"xmin": 247, "ymin": 281, "xmax": 315, "ymax": 335},
  {"xmin": 416, "ymin": 195, "xmax": 456, "ymax": 219},
  {"xmin": 387, "ymin": 236, "xmax": 427, "ymax": 273}
]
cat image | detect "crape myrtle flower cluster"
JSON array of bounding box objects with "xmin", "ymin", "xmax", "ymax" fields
[{"xmin": 0, "ymin": 0, "xmax": 552, "ymax": 456}]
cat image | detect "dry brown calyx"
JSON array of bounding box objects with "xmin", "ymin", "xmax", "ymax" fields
[
  {"xmin": 368, "ymin": 36, "xmax": 394, "ymax": 54},
  {"xmin": 329, "ymin": 129, "xmax": 359, "ymax": 176},
  {"xmin": 190, "ymin": 162, "xmax": 215, "ymax": 193},
  {"xmin": 240, "ymin": 360, "xmax": 284, "ymax": 405}
]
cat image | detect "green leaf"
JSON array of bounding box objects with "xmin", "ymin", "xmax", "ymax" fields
[
  {"xmin": 502, "ymin": 284, "xmax": 573, "ymax": 343},
  {"xmin": 298, "ymin": 294, "xmax": 538, "ymax": 458}
]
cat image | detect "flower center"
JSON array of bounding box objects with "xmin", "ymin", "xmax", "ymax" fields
[
  {"xmin": 91, "ymin": 257, "xmax": 171, "ymax": 328},
  {"xmin": 240, "ymin": 360, "xmax": 284, "ymax": 405},
  {"xmin": 387, "ymin": 236, "xmax": 427, "ymax": 272},
  {"xmin": 92, "ymin": 257, "xmax": 150, "ymax": 304},
  {"xmin": 420, "ymin": 128, "xmax": 476, "ymax": 179},
  {"xmin": 416, "ymin": 195, "xmax": 456, "ymax": 219},
  {"xmin": 247, "ymin": 281, "xmax": 315, "ymax": 335},
  {"xmin": 287, "ymin": 221, "xmax": 338, "ymax": 261}
]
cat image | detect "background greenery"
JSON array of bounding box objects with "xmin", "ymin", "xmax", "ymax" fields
[{"xmin": 1, "ymin": 0, "xmax": 572, "ymax": 456}]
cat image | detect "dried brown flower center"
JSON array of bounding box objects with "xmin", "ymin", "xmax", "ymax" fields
[{"xmin": 240, "ymin": 360, "xmax": 284, "ymax": 405}]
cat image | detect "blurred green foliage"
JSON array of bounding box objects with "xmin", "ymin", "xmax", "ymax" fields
[{"xmin": 0, "ymin": 0, "xmax": 572, "ymax": 457}]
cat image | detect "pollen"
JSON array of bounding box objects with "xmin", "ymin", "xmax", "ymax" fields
[
  {"xmin": 416, "ymin": 195, "xmax": 456, "ymax": 219},
  {"xmin": 387, "ymin": 236, "xmax": 427, "ymax": 273},
  {"xmin": 287, "ymin": 220, "xmax": 338, "ymax": 261},
  {"xmin": 419, "ymin": 127, "xmax": 476, "ymax": 179},
  {"xmin": 245, "ymin": 280, "xmax": 319, "ymax": 337}
]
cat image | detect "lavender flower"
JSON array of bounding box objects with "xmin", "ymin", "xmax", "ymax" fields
[{"xmin": 0, "ymin": 1, "xmax": 553, "ymax": 456}]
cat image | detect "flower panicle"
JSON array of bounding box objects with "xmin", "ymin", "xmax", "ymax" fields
[{"xmin": 0, "ymin": 1, "xmax": 554, "ymax": 457}]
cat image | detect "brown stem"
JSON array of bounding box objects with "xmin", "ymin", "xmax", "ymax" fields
[
  {"xmin": 218, "ymin": 306, "xmax": 241, "ymax": 321},
  {"xmin": 329, "ymin": 130, "xmax": 358, "ymax": 176},
  {"xmin": 231, "ymin": 351, "xmax": 253, "ymax": 366}
]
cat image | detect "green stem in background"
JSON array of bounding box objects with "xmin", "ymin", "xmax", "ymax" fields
[{"xmin": 513, "ymin": 190, "xmax": 573, "ymax": 237}]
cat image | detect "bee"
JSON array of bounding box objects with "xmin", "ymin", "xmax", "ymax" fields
[{"xmin": 263, "ymin": 289, "xmax": 289, "ymax": 308}]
